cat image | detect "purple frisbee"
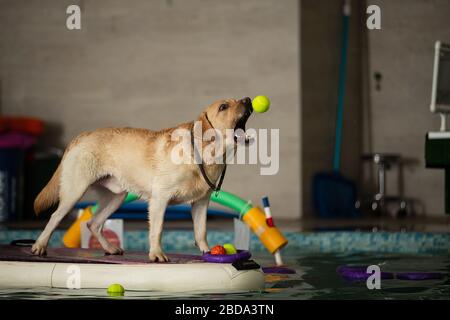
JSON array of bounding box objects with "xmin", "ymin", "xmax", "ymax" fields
[
  {"xmin": 202, "ymin": 250, "xmax": 251, "ymax": 263},
  {"xmin": 337, "ymin": 265, "xmax": 394, "ymax": 281},
  {"xmin": 337, "ymin": 265, "xmax": 444, "ymax": 281},
  {"xmin": 396, "ymin": 272, "xmax": 444, "ymax": 280}
]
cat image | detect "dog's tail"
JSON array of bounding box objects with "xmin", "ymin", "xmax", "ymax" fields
[{"xmin": 34, "ymin": 163, "xmax": 62, "ymax": 215}]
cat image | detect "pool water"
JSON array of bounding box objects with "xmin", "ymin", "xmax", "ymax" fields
[{"xmin": 0, "ymin": 252, "xmax": 448, "ymax": 300}]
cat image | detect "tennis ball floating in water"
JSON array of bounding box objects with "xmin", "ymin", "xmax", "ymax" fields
[
  {"xmin": 223, "ymin": 243, "xmax": 237, "ymax": 255},
  {"xmin": 252, "ymin": 95, "xmax": 270, "ymax": 113},
  {"xmin": 107, "ymin": 283, "xmax": 125, "ymax": 296},
  {"xmin": 210, "ymin": 245, "xmax": 226, "ymax": 255}
]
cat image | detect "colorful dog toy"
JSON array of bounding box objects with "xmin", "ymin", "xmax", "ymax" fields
[
  {"xmin": 223, "ymin": 243, "xmax": 237, "ymax": 255},
  {"xmin": 210, "ymin": 245, "xmax": 226, "ymax": 255},
  {"xmin": 261, "ymin": 196, "xmax": 283, "ymax": 266}
]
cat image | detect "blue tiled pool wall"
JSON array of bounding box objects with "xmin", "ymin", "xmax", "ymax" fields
[{"xmin": 1, "ymin": 230, "xmax": 449, "ymax": 254}]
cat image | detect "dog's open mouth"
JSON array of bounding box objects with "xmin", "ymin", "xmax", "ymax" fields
[{"xmin": 233, "ymin": 109, "xmax": 253, "ymax": 144}]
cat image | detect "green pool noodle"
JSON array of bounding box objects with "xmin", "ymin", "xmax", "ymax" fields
[
  {"xmin": 210, "ymin": 190, "xmax": 253, "ymax": 215},
  {"xmin": 112, "ymin": 191, "xmax": 253, "ymax": 216}
]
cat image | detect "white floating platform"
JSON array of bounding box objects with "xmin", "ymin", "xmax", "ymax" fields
[{"xmin": 0, "ymin": 246, "xmax": 265, "ymax": 293}]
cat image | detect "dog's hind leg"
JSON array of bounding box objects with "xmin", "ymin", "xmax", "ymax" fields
[
  {"xmin": 87, "ymin": 187, "xmax": 127, "ymax": 255},
  {"xmin": 32, "ymin": 147, "xmax": 99, "ymax": 256},
  {"xmin": 31, "ymin": 177, "xmax": 92, "ymax": 256}
]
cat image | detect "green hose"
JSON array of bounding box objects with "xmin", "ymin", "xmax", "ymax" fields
[{"xmin": 114, "ymin": 191, "xmax": 253, "ymax": 217}]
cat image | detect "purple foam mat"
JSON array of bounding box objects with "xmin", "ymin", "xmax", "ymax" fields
[
  {"xmin": 337, "ymin": 265, "xmax": 445, "ymax": 281},
  {"xmin": 0, "ymin": 245, "xmax": 203, "ymax": 265}
]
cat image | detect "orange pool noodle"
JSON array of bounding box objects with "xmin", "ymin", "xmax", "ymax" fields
[
  {"xmin": 63, "ymin": 207, "xmax": 93, "ymax": 248},
  {"xmin": 243, "ymin": 207, "xmax": 288, "ymax": 254}
]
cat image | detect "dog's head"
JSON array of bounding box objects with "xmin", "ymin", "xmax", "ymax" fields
[{"xmin": 198, "ymin": 97, "xmax": 253, "ymax": 143}]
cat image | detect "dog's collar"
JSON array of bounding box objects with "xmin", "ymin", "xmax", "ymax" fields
[
  {"xmin": 190, "ymin": 122, "xmax": 227, "ymax": 193},
  {"xmin": 203, "ymin": 112, "xmax": 215, "ymax": 130}
]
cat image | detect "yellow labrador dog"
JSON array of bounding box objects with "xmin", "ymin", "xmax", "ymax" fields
[{"xmin": 32, "ymin": 97, "xmax": 253, "ymax": 262}]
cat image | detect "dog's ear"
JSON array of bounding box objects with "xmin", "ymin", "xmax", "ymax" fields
[{"xmin": 198, "ymin": 111, "xmax": 214, "ymax": 134}]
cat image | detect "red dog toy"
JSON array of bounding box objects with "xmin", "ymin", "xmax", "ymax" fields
[{"xmin": 210, "ymin": 245, "xmax": 226, "ymax": 255}]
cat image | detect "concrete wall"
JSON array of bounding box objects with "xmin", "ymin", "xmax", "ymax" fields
[
  {"xmin": 0, "ymin": 0, "xmax": 301, "ymax": 218},
  {"xmin": 301, "ymin": 0, "xmax": 363, "ymax": 216},
  {"xmin": 365, "ymin": 0, "xmax": 450, "ymax": 216}
]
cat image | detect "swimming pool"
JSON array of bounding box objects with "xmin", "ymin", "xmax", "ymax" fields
[{"xmin": 0, "ymin": 230, "xmax": 449, "ymax": 299}]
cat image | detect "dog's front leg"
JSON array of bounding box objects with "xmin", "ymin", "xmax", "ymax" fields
[
  {"xmin": 191, "ymin": 193, "xmax": 211, "ymax": 253},
  {"xmin": 148, "ymin": 194, "xmax": 170, "ymax": 262}
]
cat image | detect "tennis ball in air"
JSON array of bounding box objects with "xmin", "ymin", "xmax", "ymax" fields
[
  {"xmin": 107, "ymin": 283, "xmax": 125, "ymax": 296},
  {"xmin": 210, "ymin": 245, "xmax": 226, "ymax": 255},
  {"xmin": 252, "ymin": 95, "xmax": 270, "ymax": 113},
  {"xmin": 223, "ymin": 243, "xmax": 237, "ymax": 255}
]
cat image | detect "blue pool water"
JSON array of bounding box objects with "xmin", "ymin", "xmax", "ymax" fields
[{"xmin": 0, "ymin": 230, "xmax": 449, "ymax": 299}]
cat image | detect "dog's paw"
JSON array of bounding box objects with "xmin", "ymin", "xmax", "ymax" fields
[
  {"xmin": 31, "ymin": 242, "xmax": 47, "ymax": 256},
  {"xmin": 195, "ymin": 241, "xmax": 209, "ymax": 253},
  {"xmin": 104, "ymin": 245, "xmax": 124, "ymax": 255},
  {"xmin": 149, "ymin": 249, "xmax": 170, "ymax": 262}
]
